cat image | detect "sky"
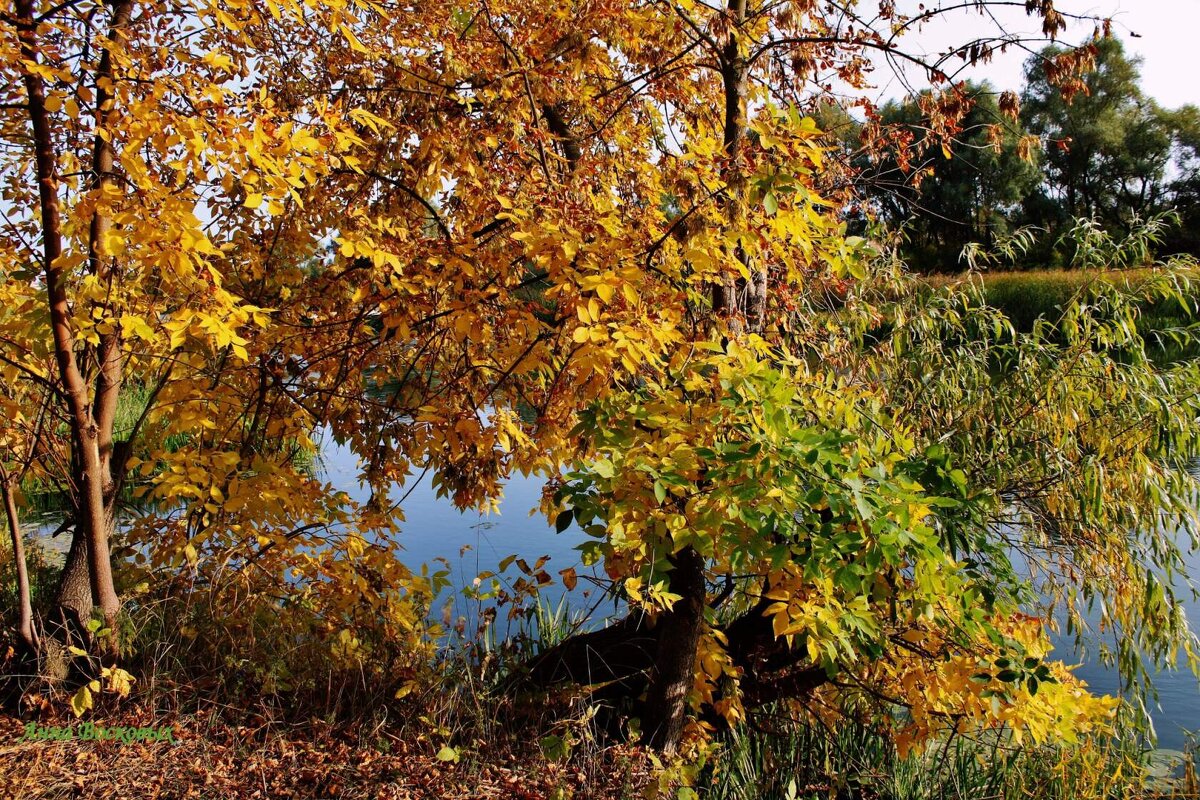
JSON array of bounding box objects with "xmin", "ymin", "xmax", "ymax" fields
[{"xmin": 867, "ymin": 0, "xmax": 1200, "ymax": 109}]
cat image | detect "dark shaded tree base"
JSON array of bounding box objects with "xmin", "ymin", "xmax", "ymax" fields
[{"xmin": 509, "ymin": 599, "xmax": 829, "ymax": 737}]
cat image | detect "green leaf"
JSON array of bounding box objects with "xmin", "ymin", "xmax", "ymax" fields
[
  {"xmin": 555, "ymin": 510, "xmax": 573, "ymax": 533},
  {"xmin": 540, "ymin": 734, "xmax": 570, "ymax": 762},
  {"xmin": 435, "ymin": 745, "xmax": 460, "ymax": 763}
]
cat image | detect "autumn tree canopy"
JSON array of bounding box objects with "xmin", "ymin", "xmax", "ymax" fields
[{"xmin": 2, "ymin": 0, "xmax": 1197, "ymax": 761}]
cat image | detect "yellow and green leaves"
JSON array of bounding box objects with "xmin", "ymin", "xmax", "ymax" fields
[
  {"xmin": 553, "ymin": 328, "xmax": 1122, "ymax": 745},
  {"xmin": 0, "ymin": 0, "xmax": 1163, "ymax": 753}
]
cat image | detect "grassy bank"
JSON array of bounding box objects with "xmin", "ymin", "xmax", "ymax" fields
[
  {"xmin": 918, "ymin": 267, "xmax": 1200, "ymax": 361},
  {"xmin": 924, "ymin": 267, "xmax": 1198, "ymax": 330}
]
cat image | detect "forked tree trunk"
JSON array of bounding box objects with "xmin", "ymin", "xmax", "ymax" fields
[
  {"xmin": 2, "ymin": 479, "xmax": 39, "ymax": 656},
  {"xmin": 517, "ymin": 593, "xmax": 831, "ymax": 730},
  {"xmin": 15, "ymin": 0, "xmax": 125, "ymax": 641}
]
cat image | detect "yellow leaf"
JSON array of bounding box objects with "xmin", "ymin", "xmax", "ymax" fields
[
  {"xmin": 624, "ymin": 577, "xmax": 643, "ymax": 602},
  {"xmin": 244, "ymin": 193, "xmax": 263, "ymax": 209},
  {"xmin": 102, "ymin": 666, "xmax": 135, "ymax": 698},
  {"xmin": 70, "ymin": 685, "xmax": 93, "ymax": 718},
  {"xmin": 340, "ymin": 26, "xmax": 369, "ymax": 54},
  {"xmin": 202, "ymin": 50, "xmax": 235, "ymax": 71}
]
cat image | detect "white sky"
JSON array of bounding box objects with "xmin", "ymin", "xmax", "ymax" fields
[{"xmin": 868, "ymin": 0, "xmax": 1200, "ymax": 109}]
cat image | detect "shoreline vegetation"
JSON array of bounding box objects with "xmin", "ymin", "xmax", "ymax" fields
[
  {"xmin": 3, "ymin": 268, "xmax": 1200, "ymax": 798},
  {"xmin": 924, "ymin": 265, "xmax": 1200, "ymax": 334},
  {"xmin": 3, "ymin": 1, "xmax": 1200, "ymax": 795},
  {"xmin": 1, "ymin": 605, "xmax": 1197, "ymax": 800}
]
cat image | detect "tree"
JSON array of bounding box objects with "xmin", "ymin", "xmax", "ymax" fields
[
  {"xmin": 0, "ymin": 386, "xmax": 51, "ymax": 658},
  {"xmin": 1, "ymin": 0, "xmax": 381, "ymax": 657},
  {"xmin": 856, "ymin": 83, "xmax": 1040, "ymax": 270},
  {"xmin": 1159, "ymin": 104, "xmax": 1200, "ymax": 256},
  {"xmin": 7, "ymin": 0, "xmax": 1187, "ymax": 764},
  {"xmin": 1022, "ymin": 38, "xmax": 1174, "ymax": 241}
]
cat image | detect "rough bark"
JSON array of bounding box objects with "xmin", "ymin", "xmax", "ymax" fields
[
  {"xmin": 55, "ymin": 528, "xmax": 92, "ymax": 638},
  {"xmin": 2, "ymin": 479, "xmax": 39, "ymax": 656},
  {"xmin": 640, "ymin": 547, "xmax": 707, "ymax": 753}
]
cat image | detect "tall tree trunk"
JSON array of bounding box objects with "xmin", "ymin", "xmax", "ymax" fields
[
  {"xmin": 2, "ymin": 478, "xmax": 39, "ymax": 656},
  {"xmin": 637, "ymin": 0, "xmax": 756, "ymax": 755},
  {"xmin": 715, "ymin": 0, "xmax": 767, "ymax": 332},
  {"xmin": 639, "ymin": 547, "xmax": 706, "ymax": 753},
  {"xmin": 87, "ymin": 0, "xmax": 132, "ymax": 498},
  {"xmin": 15, "ymin": 0, "xmax": 123, "ymax": 638}
]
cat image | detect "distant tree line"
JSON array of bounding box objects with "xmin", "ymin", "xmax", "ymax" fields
[{"xmin": 824, "ymin": 39, "xmax": 1200, "ymax": 271}]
